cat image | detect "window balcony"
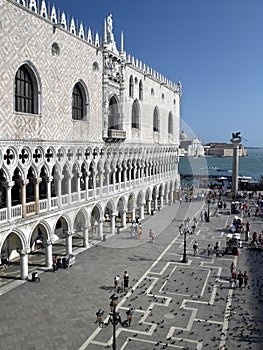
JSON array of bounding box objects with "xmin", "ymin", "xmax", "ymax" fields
[{"xmin": 103, "ymin": 129, "xmax": 126, "ymax": 143}]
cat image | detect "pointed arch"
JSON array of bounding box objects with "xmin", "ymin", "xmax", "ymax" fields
[
  {"xmin": 131, "ymin": 99, "xmax": 141, "ymax": 129},
  {"xmin": 153, "ymin": 106, "xmax": 160, "ymax": 132},
  {"xmin": 129, "ymin": 75, "xmax": 134, "ymax": 98},
  {"xmin": 139, "ymin": 80, "xmax": 143, "ymax": 101},
  {"xmin": 168, "ymin": 111, "xmax": 173, "ymax": 135},
  {"xmin": 108, "ymin": 95, "xmax": 121, "ymax": 130}
]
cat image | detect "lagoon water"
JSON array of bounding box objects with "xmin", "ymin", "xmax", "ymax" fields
[{"xmin": 179, "ymin": 148, "xmax": 263, "ymax": 180}]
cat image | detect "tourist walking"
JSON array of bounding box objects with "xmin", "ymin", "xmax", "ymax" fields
[
  {"xmin": 244, "ymin": 271, "xmax": 248, "ymax": 287},
  {"xmin": 230, "ymin": 262, "xmax": 236, "ymax": 274},
  {"xmin": 193, "ymin": 241, "xmax": 198, "ymax": 256},
  {"xmin": 137, "ymin": 223, "xmax": 142, "ymax": 239},
  {"xmin": 52, "ymin": 256, "xmax": 57, "ymax": 272},
  {"xmin": 149, "ymin": 229, "xmax": 155, "ymax": 243},
  {"xmin": 207, "ymin": 244, "xmax": 212, "ymax": 257},
  {"xmin": 238, "ymin": 270, "xmax": 244, "ymax": 288},
  {"xmin": 123, "ymin": 271, "xmax": 129, "ymax": 291},
  {"xmin": 114, "ymin": 274, "xmax": 120, "ymax": 292}
]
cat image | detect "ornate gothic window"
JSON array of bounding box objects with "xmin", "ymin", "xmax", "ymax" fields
[
  {"xmin": 132, "ymin": 100, "xmax": 140, "ymax": 129},
  {"xmin": 168, "ymin": 112, "xmax": 173, "ymax": 135},
  {"xmin": 153, "ymin": 106, "xmax": 160, "ymax": 132},
  {"xmin": 129, "ymin": 75, "xmax": 134, "ymax": 98},
  {"xmin": 139, "ymin": 80, "xmax": 143, "ymax": 101},
  {"xmin": 72, "ymin": 83, "xmax": 86, "ymax": 120},
  {"xmin": 15, "ymin": 65, "xmax": 38, "ymax": 114}
]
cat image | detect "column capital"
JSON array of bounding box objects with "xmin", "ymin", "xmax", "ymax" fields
[
  {"xmin": 22, "ymin": 179, "xmax": 29, "ymax": 186},
  {"xmin": 4, "ymin": 181, "xmax": 15, "ymax": 189},
  {"xmin": 35, "ymin": 177, "xmax": 42, "ymax": 185}
]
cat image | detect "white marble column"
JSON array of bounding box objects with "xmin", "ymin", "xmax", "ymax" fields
[
  {"xmin": 83, "ymin": 226, "xmax": 89, "ymax": 248},
  {"xmin": 6, "ymin": 181, "xmax": 14, "ymax": 221},
  {"xmin": 21, "ymin": 179, "xmax": 29, "ymax": 218},
  {"xmin": 110, "ymin": 215, "xmax": 116, "ymax": 234},
  {"xmin": 20, "ymin": 251, "xmax": 28, "ymax": 280},
  {"xmin": 131, "ymin": 207, "xmax": 136, "ymax": 222},
  {"xmin": 147, "ymin": 200, "xmax": 151, "ymax": 215},
  {"xmin": 65, "ymin": 231, "xmax": 73, "ymax": 255},
  {"xmin": 46, "ymin": 176, "xmax": 53, "ymax": 210},
  {"xmin": 121, "ymin": 210, "xmax": 127, "ymax": 227},
  {"xmin": 35, "ymin": 178, "xmax": 42, "ymax": 214},
  {"xmin": 98, "ymin": 221, "xmax": 103, "ymax": 240},
  {"xmin": 159, "ymin": 195, "xmax": 164, "ymax": 209},
  {"xmin": 139, "ymin": 204, "xmax": 145, "ymax": 220},
  {"xmin": 45, "ymin": 241, "xmax": 52, "ymax": 268}
]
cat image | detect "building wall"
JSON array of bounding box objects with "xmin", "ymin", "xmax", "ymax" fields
[{"xmin": 0, "ymin": 0, "xmax": 181, "ymax": 280}]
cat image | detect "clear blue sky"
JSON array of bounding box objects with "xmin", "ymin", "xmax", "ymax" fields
[{"xmin": 53, "ymin": 0, "xmax": 263, "ymax": 147}]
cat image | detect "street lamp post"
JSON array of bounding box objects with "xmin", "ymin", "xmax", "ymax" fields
[
  {"xmin": 96, "ymin": 294, "xmax": 134, "ymax": 350},
  {"xmin": 180, "ymin": 220, "xmax": 189, "ymax": 263}
]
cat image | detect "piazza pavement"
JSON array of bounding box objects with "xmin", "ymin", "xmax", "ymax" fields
[{"xmin": 0, "ymin": 197, "xmax": 263, "ymax": 350}]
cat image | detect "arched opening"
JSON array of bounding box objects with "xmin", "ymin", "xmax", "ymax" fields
[
  {"xmin": 108, "ymin": 96, "xmax": 121, "ymax": 130},
  {"xmin": 153, "ymin": 106, "xmax": 160, "ymax": 132},
  {"xmin": 14, "ymin": 64, "xmax": 40, "ymax": 114},
  {"xmin": 168, "ymin": 111, "xmax": 173, "ymax": 135},
  {"xmin": 72, "ymin": 82, "xmax": 88, "ymax": 121},
  {"xmin": 129, "ymin": 75, "xmax": 134, "ymax": 98},
  {"xmin": 132, "ymin": 100, "xmax": 140, "ymax": 129}
]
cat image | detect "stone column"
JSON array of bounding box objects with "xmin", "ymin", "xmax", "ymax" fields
[
  {"xmin": 131, "ymin": 207, "xmax": 136, "ymax": 222},
  {"xmin": 6, "ymin": 181, "xmax": 14, "ymax": 221},
  {"xmin": 147, "ymin": 200, "xmax": 151, "ymax": 215},
  {"xmin": 83, "ymin": 226, "xmax": 89, "ymax": 248},
  {"xmin": 77, "ymin": 172, "xmax": 81, "ymax": 201},
  {"xmin": 21, "ymin": 179, "xmax": 29, "ymax": 218},
  {"xmin": 110, "ymin": 214, "xmax": 116, "ymax": 234},
  {"xmin": 20, "ymin": 250, "xmax": 28, "ymax": 280},
  {"xmin": 139, "ymin": 204, "xmax": 145, "ymax": 220},
  {"xmin": 99, "ymin": 171, "xmax": 104, "ymax": 196},
  {"xmin": 45, "ymin": 241, "xmax": 52, "ymax": 268},
  {"xmin": 46, "ymin": 176, "xmax": 53, "ymax": 210},
  {"xmin": 154, "ymin": 197, "xmax": 158, "ymax": 211},
  {"xmin": 65, "ymin": 231, "xmax": 73, "ymax": 255},
  {"xmin": 123, "ymin": 167, "xmax": 127, "ymax": 188},
  {"xmin": 55, "ymin": 175, "xmax": 62, "ymax": 207},
  {"xmin": 112, "ymin": 170, "xmax": 116, "ymax": 192},
  {"xmin": 164, "ymin": 192, "xmax": 169, "ymax": 205},
  {"xmin": 67, "ymin": 175, "xmax": 72, "ymax": 205},
  {"xmin": 159, "ymin": 194, "xmax": 164, "ymax": 209},
  {"xmin": 98, "ymin": 220, "xmax": 103, "ymax": 240},
  {"xmin": 93, "ymin": 171, "xmax": 97, "ymax": 197},
  {"xmin": 231, "ymin": 140, "xmax": 240, "ymax": 198},
  {"xmin": 121, "ymin": 210, "xmax": 127, "ymax": 227},
  {"xmin": 34, "ymin": 178, "xmax": 42, "ymax": 214}
]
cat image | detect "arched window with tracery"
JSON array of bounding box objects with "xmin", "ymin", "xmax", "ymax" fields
[
  {"xmin": 168, "ymin": 111, "xmax": 173, "ymax": 135},
  {"xmin": 132, "ymin": 100, "xmax": 140, "ymax": 129},
  {"xmin": 139, "ymin": 80, "xmax": 143, "ymax": 101},
  {"xmin": 15, "ymin": 64, "xmax": 39, "ymax": 114},
  {"xmin": 129, "ymin": 75, "xmax": 134, "ymax": 98},
  {"xmin": 72, "ymin": 82, "xmax": 87, "ymax": 121},
  {"xmin": 153, "ymin": 106, "xmax": 160, "ymax": 132}
]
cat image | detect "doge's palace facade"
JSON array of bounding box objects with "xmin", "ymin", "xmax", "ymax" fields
[{"xmin": 0, "ymin": 0, "xmax": 181, "ymax": 279}]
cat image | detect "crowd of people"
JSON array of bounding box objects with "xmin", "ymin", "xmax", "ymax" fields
[{"xmin": 229, "ymin": 262, "xmax": 248, "ymax": 289}]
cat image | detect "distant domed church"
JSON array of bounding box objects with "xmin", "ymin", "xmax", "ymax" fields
[{"xmin": 179, "ymin": 130, "xmax": 205, "ymax": 157}]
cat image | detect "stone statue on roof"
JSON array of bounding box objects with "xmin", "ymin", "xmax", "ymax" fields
[{"xmin": 105, "ymin": 13, "xmax": 118, "ymax": 54}]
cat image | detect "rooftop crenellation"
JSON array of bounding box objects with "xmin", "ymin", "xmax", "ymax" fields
[{"xmin": 13, "ymin": 0, "xmax": 181, "ymax": 93}]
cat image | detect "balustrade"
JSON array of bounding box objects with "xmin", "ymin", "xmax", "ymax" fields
[
  {"xmin": 39, "ymin": 199, "xmax": 47, "ymax": 212},
  {"xmin": 0, "ymin": 208, "xmax": 7, "ymax": 222},
  {"xmin": 26, "ymin": 202, "xmax": 35, "ymax": 215}
]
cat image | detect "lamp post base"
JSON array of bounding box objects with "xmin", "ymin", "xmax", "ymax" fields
[{"xmin": 181, "ymin": 256, "xmax": 188, "ymax": 263}]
